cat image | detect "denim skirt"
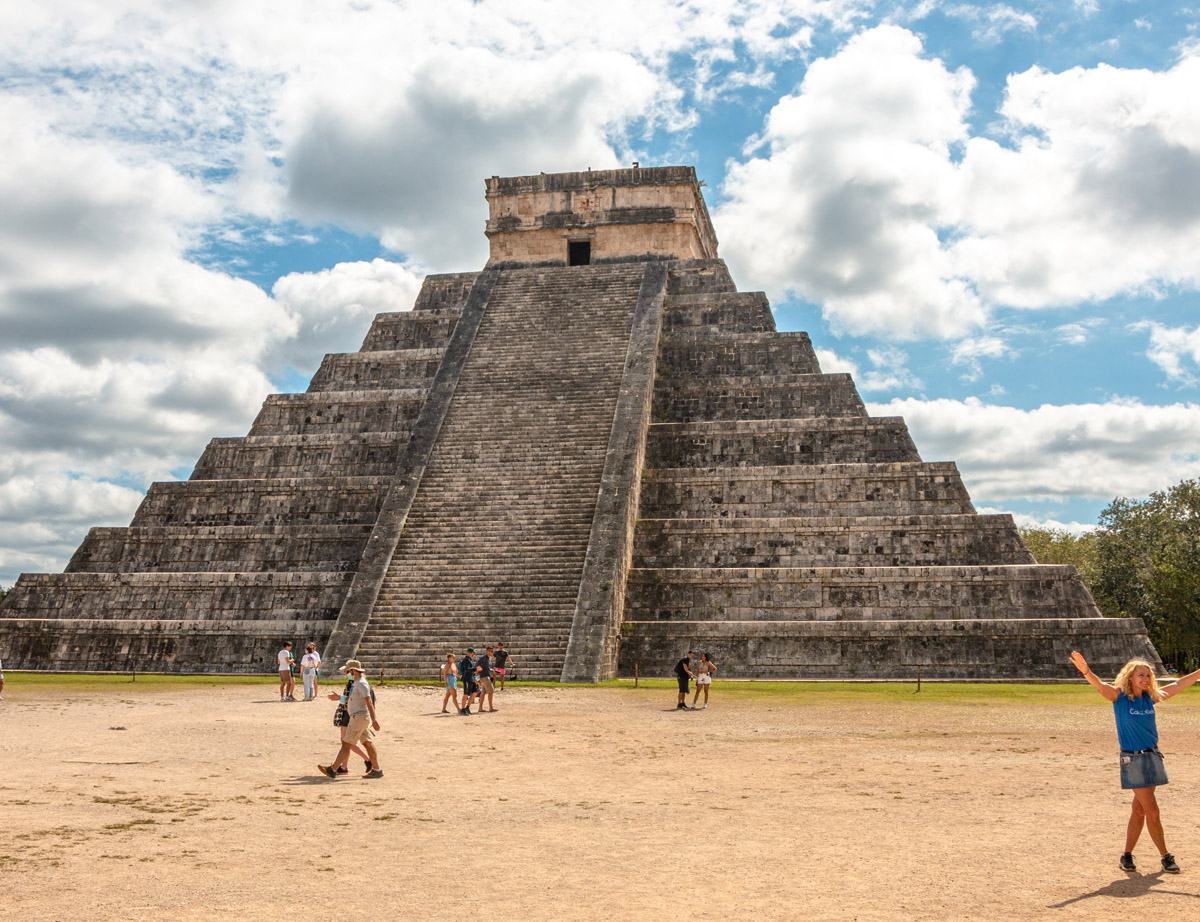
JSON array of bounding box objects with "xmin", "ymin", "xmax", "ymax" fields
[{"xmin": 1120, "ymin": 749, "xmax": 1168, "ymax": 789}]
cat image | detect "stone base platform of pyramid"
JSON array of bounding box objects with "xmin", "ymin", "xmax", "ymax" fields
[{"xmin": 0, "ymin": 167, "xmax": 1159, "ymax": 679}]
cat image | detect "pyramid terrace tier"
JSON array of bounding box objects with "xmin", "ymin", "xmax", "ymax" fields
[
  {"xmin": 357, "ymin": 307, "xmax": 463, "ymax": 351},
  {"xmin": 659, "ymin": 331, "xmax": 821, "ymax": 378},
  {"xmin": 645, "ymin": 418, "xmax": 921, "ymax": 468},
  {"xmin": 0, "ymin": 571, "xmax": 353, "ymax": 621},
  {"xmin": 665, "ymin": 260, "xmax": 738, "ymax": 296},
  {"xmin": 626, "ymin": 565, "xmax": 1100, "ymax": 622},
  {"xmin": 132, "ymin": 476, "xmax": 387, "ymax": 526},
  {"xmin": 247, "ymin": 389, "xmax": 427, "ymax": 436},
  {"xmin": 65, "ymin": 524, "xmax": 373, "ymax": 573},
  {"xmin": 306, "ymin": 348, "xmax": 445, "ymax": 392},
  {"xmin": 411, "ymin": 272, "xmax": 479, "ymax": 312},
  {"xmin": 617, "ymin": 616, "xmax": 1159, "ymax": 680},
  {"xmin": 0, "ymin": 617, "xmax": 337, "ymax": 673},
  {"xmin": 190, "ymin": 432, "xmax": 408, "ymax": 480},
  {"xmin": 638, "ymin": 462, "xmax": 976, "ymax": 519},
  {"xmin": 0, "ymin": 571, "xmax": 349, "ymax": 670},
  {"xmin": 653, "ymin": 373, "xmax": 867, "ymax": 422},
  {"xmin": 633, "ymin": 514, "xmax": 1034, "ymax": 568},
  {"xmin": 662, "ymin": 291, "xmax": 776, "ymax": 333}
]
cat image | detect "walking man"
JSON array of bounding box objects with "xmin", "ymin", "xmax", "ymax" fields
[
  {"xmin": 674, "ymin": 651, "xmax": 694, "ymax": 710},
  {"xmin": 319, "ymin": 659, "xmax": 383, "ymax": 779},
  {"xmin": 476, "ymin": 646, "xmax": 497, "ymax": 712},
  {"xmin": 277, "ymin": 641, "xmax": 296, "ymax": 701},
  {"xmin": 494, "ymin": 642, "xmax": 515, "ymax": 690}
]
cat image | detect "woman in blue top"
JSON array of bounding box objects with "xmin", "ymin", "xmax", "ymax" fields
[{"xmin": 1070, "ymin": 650, "xmax": 1200, "ymax": 874}]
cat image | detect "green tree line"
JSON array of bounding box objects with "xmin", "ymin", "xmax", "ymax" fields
[{"xmin": 1019, "ymin": 477, "xmax": 1200, "ymax": 671}]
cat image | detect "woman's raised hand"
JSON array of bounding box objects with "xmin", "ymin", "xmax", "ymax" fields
[{"xmin": 1069, "ymin": 650, "xmax": 1089, "ymax": 675}]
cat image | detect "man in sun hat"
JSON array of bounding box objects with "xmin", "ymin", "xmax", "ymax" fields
[{"xmin": 319, "ymin": 659, "xmax": 383, "ymax": 779}]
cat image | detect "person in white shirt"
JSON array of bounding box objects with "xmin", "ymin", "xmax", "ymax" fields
[
  {"xmin": 277, "ymin": 642, "xmax": 296, "ymax": 701},
  {"xmin": 300, "ymin": 643, "xmax": 321, "ymax": 701}
]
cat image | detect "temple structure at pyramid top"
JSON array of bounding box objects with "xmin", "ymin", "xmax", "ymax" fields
[
  {"xmin": 0, "ymin": 166, "xmax": 1160, "ymax": 680},
  {"xmin": 484, "ymin": 166, "xmax": 718, "ymax": 266}
]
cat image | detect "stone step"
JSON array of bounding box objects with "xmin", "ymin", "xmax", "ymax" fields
[
  {"xmin": 663, "ymin": 291, "xmax": 775, "ymax": 333},
  {"xmin": 66, "ymin": 524, "xmax": 373, "ymax": 573},
  {"xmin": 654, "ymin": 373, "xmax": 866, "ymax": 422},
  {"xmin": 0, "ymin": 571, "xmax": 353, "ymax": 622},
  {"xmin": 645, "ymin": 417, "xmax": 921, "ymax": 468},
  {"xmin": 307, "ymin": 349, "xmax": 443, "ymax": 392},
  {"xmin": 659, "ymin": 331, "xmax": 821, "ymax": 378},
  {"xmin": 637, "ymin": 462, "xmax": 976, "ymax": 518},
  {"xmin": 132, "ymin": 476, "xmax": 387, "ymax": 527},
  {"xmin": 633, "ymin": 514, "xmax": 1033, "ymax": 568},
  {"xmin": 625, "ymin": 564, "xmax": 1099, "ymax": 622},
  {"xmin": 616, "ymin": 617, "xmax": 1155, "ymax": 680},
  {"xmin": 249, "ymin": 389, "xmax": 425, "ymax": 436},
  {"xmin": 191, "ymin": 432, "xmax": 407, "ymax": 480}
]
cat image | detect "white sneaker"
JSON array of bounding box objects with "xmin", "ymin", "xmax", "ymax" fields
[{"xmin": 701, "ymin": 704, "xmax": 707, "ymax": 709}]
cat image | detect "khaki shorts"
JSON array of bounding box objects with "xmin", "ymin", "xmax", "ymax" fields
[
  {"xmin": 478, "ymin": 677, "xmax": 494, "ymax": 694},
  {"xmin": 343, "ymin": 713, "xmax": 376, "ymax": 745}
]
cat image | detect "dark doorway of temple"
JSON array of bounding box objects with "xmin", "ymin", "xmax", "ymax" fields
[{"xmin": 568, "ymin": 240, "xmax": 591, "ymax": 266}]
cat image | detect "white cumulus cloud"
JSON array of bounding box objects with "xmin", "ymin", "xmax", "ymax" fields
[
  {"xmin": 870, "ymin": 396, "xmax": 1200, "ymax": 505},
  {"xmin": 719, "ymin": 26, "xmax": 1200, "ymax": 341}
]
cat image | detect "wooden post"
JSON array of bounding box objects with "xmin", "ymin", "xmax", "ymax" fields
[
  {"xmin": 131, "ymin": 663, "xmax": 136, "ymax": 684},
  {"xmin": 915, "ymin": 664, "xmax": 921, "ymax": 694},
  {"xmin": 380, "ymin": 667, "xmax": 385, "ymax": 687},
  {"xmin": 634, "ymin": 663, "xmax": 638, "ymax": 688}
]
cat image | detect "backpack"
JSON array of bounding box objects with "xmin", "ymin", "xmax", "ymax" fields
[{"xmin": 333, "ymin": 678, "xmax": 377, "ymax": 725}]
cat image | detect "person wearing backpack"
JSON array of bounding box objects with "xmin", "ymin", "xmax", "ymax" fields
[
  {"xmin": 325, "ymin": 668, "xmax": 371, "ymax": 775},
  {"xmin": 459, "ymin": 648, "xmax": 479, "ymax": 716},
  {"xmin": 319, "ymin": 660, "xmax": 383, "ymax": 779}
]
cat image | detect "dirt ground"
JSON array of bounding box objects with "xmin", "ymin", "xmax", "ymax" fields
[{"xmin": 3, "ymin": 678, "xmax": 1200, "ymax": 921}]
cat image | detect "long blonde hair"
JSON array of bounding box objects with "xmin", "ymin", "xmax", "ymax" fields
[{"xmin": 1113, "ymin": 659, "xmax": 1163, "ymax": 701}]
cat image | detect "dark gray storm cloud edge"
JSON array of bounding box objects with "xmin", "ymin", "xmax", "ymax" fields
[{"xmin": 3, "ymin": 286, "xmax": 222, "ymax": 357}]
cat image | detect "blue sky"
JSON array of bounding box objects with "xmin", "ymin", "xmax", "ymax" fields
[{"xmin": 2, "ymin": 0, "xmax": 1200, "ymax": 586}]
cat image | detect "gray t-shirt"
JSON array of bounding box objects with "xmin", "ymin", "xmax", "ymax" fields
[{"xmin": 347, "ymin": 677, "xmax": 372, "ymax": 717}]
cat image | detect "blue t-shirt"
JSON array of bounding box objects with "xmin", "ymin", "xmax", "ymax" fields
[{"xmin": 1113, "ymin": 693, "xmax": 1159, "ymax": 751}]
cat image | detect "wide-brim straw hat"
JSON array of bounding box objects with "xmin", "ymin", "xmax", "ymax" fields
[{"xmin": 342, "ymin": 659, "xmax": 364, "ymax": 673}]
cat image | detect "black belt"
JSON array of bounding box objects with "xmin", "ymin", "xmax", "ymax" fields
[{"xmin": 1121, "ymin": 748, "xmax": 1160, "ymax": 754}]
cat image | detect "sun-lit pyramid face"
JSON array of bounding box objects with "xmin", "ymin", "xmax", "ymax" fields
[{"xmin": 484, "ymin": 166, "xmax": 718, "ymax": 268}]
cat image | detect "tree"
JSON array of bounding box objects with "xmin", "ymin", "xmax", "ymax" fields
[
  {"xmin": 1091, "ymin": 479, "xmax": 1200, "ymax": 671},
  {"xmin": 1018, "ymin": 526, "xmax": 1100, "ymax": 586}
]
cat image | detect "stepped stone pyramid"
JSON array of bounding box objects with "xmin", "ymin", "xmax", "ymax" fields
[{"xmin": 0, "ymin": 166, "xmax": 1159, "ymax": 679}]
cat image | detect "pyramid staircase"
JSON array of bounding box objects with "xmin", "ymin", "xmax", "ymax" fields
[{"xmin": 351, "ymin": 264, "xmax": 647, "ymax": 679}]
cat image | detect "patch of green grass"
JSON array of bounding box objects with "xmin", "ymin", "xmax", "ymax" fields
[
  {"xmin": 599, "ymin": 677, "xmax": 1113, "ymax": 706},
  {"xmin": 6, "ymin": 671, "xmax": 269, "ymax": 689}
]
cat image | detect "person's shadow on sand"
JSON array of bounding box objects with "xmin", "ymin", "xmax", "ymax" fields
[
  {"xmin": 1049, "ymin": 870, "xmax": 1200, "ymax": 907},
  {"xmin": 280, "ymin": 775, "xmax": 353, "ymax": 786}
]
